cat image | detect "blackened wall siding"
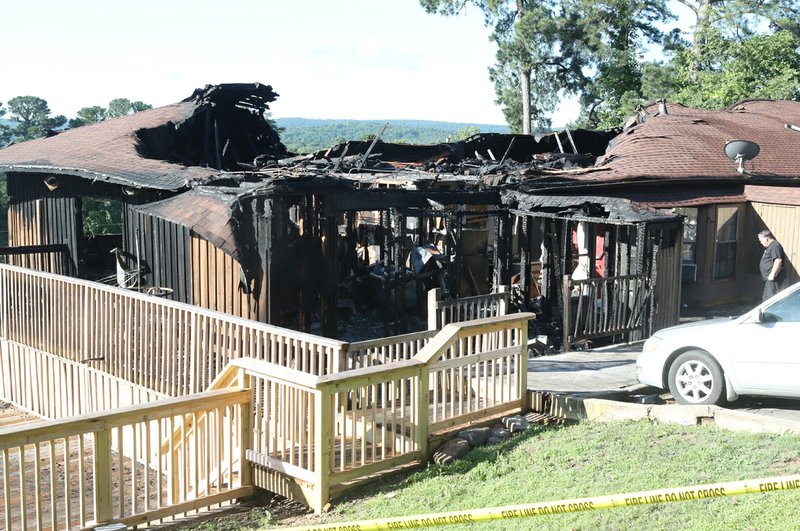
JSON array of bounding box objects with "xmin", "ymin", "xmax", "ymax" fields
[
  {"xmin": 650, "ymin": 222, "xmax": 683, "ymax": 332},
  {"xmin": 7, "ymin": 173, "xmax": 79, "ymax": 274},
  {"xmin": 124, "ymin": 209, "xmax": 191, "ymax": 302}
]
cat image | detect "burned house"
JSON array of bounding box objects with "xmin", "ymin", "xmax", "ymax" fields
[
  {"xmin": 0, "ymin": 82, "xmax": 690, "ymax": 351},
  {"xmin": 0, "ymin": 83, "xmax": 286, "ymax": 279}
]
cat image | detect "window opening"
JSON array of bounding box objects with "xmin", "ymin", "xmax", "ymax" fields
[{"xmin": 714, "ymin": 206, "xmax": 738, "ymax": 280}]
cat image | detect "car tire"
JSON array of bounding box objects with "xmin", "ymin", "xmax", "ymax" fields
[{"xmin": 667, "ymin": 350, "xmax": 725, "ymax": 406}]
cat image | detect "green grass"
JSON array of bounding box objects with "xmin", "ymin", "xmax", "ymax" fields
[{"xmin": 275, "ymin": 420, "xmax": 800, "ymax": 530}]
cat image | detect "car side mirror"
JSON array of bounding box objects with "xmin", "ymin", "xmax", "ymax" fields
[{"xmin": 758, "ymin": 310, "xmax": 779, "ymax": 323}]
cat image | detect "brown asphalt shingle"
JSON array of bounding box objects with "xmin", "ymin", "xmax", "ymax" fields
[
  {"xmin": 0, "ymin": 102, "xmax": 217, "ymax": 191},
  {"xmin": 592, "ymin": 100, "xmax": 800, "ymax": 183}
]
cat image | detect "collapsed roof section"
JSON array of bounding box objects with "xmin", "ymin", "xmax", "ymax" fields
[
  {"xmin": 0, "ymin": 83, "xmax": 287, "ymax": 191},
  {"xmin": 502, "ymin": 191, "xmax": 678, "ymax": 224},
  {"xmin": 294, "ymin": 130, "xmax": 619, "ymax": 177}
]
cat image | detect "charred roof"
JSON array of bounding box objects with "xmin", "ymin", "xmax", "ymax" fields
[{"xmin": 0, "ymin": 83, "xmax": 287, "ymax": 191}]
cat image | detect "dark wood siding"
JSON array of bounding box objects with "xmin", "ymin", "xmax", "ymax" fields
[
  {"xmin": 681, "ymin": 203, "xmax": 749, "ymax": 306},
  {"xmin": 7, "ymin": 173, "xmax": 79, "ymax": 274},
  {"xmin": 650, "ymin": 223, "xmax": 682, "ymax": 332},
  {"xmin": 124, "ymin": 208, "xmax": 191, "ymax": 302}
]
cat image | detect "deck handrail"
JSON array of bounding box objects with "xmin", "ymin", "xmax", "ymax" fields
[
  {"xmin": 427, "ymin": 286, "xmax": 510, "ymax": 330},
  {"xmin": 0, "ymin": 262, "xmax": 347, "ymax": 397},
  {"xmin": 0, "ymin": 262, "xmax": 344, "ymax": 348},
  {"xmin": 0, "ymin": 264, "xmax": 534, "ymax": 515},
  {"xmin": 0, "ymin": 389, "xmax": 250, "ymax": 449},
  {"xmin": 0, "ymin": 388, "xmax": 252, "ymax": 529}
]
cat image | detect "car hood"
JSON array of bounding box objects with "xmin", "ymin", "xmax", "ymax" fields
[{"xmin": 654, "ymin": 317, "xmax": 737, "ymax": 339}]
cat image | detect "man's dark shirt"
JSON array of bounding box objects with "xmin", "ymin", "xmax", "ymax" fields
[{"xmin": 760, "ymin": 240, "xmax": 784, "ymax": 280}]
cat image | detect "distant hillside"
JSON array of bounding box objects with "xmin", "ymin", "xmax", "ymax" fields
[{"xmin": 275, "ymin": 117, "xmax": 509, "ymax": 154}]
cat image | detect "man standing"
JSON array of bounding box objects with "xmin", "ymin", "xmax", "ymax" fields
[{"xmin": 758, "ymin": 229, "xmax": 784, "ymax": 301}]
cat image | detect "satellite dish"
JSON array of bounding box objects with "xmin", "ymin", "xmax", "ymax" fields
[{"xmin": 724, "ymin": 140, "xmax": 760, "ymax": 174}]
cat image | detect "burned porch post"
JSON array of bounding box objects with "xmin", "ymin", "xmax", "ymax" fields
[{"xmin": 321, "ymin": 198, "xmax": 338, "ymax": 337}]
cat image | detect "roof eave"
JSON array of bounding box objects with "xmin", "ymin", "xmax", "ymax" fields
[{"xmin": 0, "ymin": 164, "xmax": 191, "ymax": 192}]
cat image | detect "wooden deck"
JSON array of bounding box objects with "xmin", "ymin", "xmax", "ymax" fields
[{"xmin": 0, "ymin": 402, "xmax": 38, "ymax": 429}]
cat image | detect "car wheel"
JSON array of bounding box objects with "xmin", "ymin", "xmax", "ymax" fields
[{"xmin": 667, "ymin": 350, "xmax": 725, "ymax": 406}]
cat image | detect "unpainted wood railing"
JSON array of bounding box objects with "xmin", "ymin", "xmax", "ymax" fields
[
  {"xmin": 427, "ymin": 286, "xmax": 510, "ymax": 330},
  {"xmin": 345, "ymin": 329, "xmax": 437, "ymax": 369},
  {"xmin": 562, "ymin": 274, "xmax": 651, "ymax": 351},
  {"xmin": 0, "ymin": 264, "xmax": 531, "ymax": 516},
  {"xmin": 0, "ymin": 388, "xmax": 252, "ymax": 530},
  {"xmin": 217, "ymin": 312, "xmax": 532, "ymax": 512},
  {"xmin": 0, "ymin": 342, "xmax": 167, "ymax": 420},
  {"xmin": 0, "ymin": 263, "xmax": 347, "ymax": 398},
  {"xmin": 343, "ymin": 287, "xmax": 510, "ymax": 370}
]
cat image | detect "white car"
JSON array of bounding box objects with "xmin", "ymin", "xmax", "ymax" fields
[{"xmin": 637, "ymin": 281, "xmax": 800, "ymax": 406}]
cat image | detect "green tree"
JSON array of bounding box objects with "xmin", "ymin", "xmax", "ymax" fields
[
  {"xmin": 0, "ymin": 102, "xmax": 13, "ymax": 146},
  {"xmin": 107, "ymin": 98, "xmax": 152, "ymax": 118},
  {"xmin": 451, "ymin": 125, "xmax": 481, "ymax": 141},
  {"xmin": 574, "ymin": 0, "xmax": 671, "ymax": 128},
  {"xmin": 82, "ymin": 198, "xmax": 123, "ymax": 236},
  {"xmin": 6, "ymin": 96, "xmax": 67, "ymax": 141},
  {"xmin": 68, "ymin": 106, "xmax": 107, "ymax": 128},
  {"xmin": 632, "ymin": 0, "xmax": 800, "ymax": 117},
  {"xmin": 421, "ymin": 1, "xmax": 670, "ymax": 133},
  {"xmin": 675, "ymin": 29, "xmax": 800, "ymax": 108}
]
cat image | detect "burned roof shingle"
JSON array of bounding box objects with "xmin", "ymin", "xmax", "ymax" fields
[{"xmin": 0, "ymin": 83, "xmax": 287, "ymax": 191}]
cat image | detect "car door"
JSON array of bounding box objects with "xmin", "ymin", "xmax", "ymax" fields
[{"xmin": 728, "ymin": 288, "xmax": 800, "ymax": 395}]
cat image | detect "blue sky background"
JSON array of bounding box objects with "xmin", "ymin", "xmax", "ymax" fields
[{"xmin": 2, "ymin": 1, "xmax": 692, "ymax": 127}]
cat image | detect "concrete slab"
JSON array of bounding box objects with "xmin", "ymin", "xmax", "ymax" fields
[{"xmin": 526, "ymin": 342, "xmax": 644, "ymax": 396}]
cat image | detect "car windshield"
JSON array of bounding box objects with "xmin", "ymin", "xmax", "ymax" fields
[{"xmin": 762, "ymin": 288, "xmax": 800, "ymax": 322}]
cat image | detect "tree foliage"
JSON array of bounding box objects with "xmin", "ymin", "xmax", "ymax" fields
[
  {"xmin": 69, "ymin": 106, "xmax": 108, "ymax": 128},
  {"xmin": 422, "ymin": 0, "xmax": 800, "ymax": 131},
  {"xmin": 70, "ymin": 98, "xmax": 153, "ymax": 128},
  {"xmin": 673, "ymin": 29, "xmax": 800, "ymax": 108},
  {"xmin": 451, "ymin": 125, "xmax": 481, "ymax": 141},
  {"xmin": 276, "ymin": 118, "xmax": 508, "ymax": 154},
  {"xmin": 6, "ymin": 96, "xmax": 67, "ymax": 141},
  {"xmin": 82, "ymin": 198, "xmax": 123, "ymax": 236},
  {"xmin": 421, "ymin": 0, "xmax": 670, "ymax": 133},
  {"xmin": 107, "ymin": 98, "xmax": 152, "ymax": 119},
  {"xmin": 0, "ymin": 102, "xmax": 13, "ymax": 146}
]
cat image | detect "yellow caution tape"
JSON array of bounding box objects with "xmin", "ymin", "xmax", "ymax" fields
[{"xmin": 286, "ymin": 474, "xmax": 800, "ymax": 530}]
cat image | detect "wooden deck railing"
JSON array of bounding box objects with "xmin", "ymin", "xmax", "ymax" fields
[
  {"xmin": 345, "ymin": 329, "xmax": 437, "ymax": 369},
  {"xmin": 427, "ymin": 286, "xmax": 510, "ymax": 330},
  {"xmin": 217, "ymin": 312, "xmax": 532, "ymax": 512},
  {"xmin": 0, "ymin": 388, "xmax": 252, "ymax": 530},
  {"xmin": 0, "ymin": 264, "xmax": 532, "ymax": 515},
  {"xmin": 0, "ymin": 263, "xmax": 347, "ymax": 398},
  {"xmin": 0, "ymin": 244, "xmax": 72, "ymax": 277},
  {"xmin": 562, "ymin": 274, "xmax": 651, "ymax": 351}
]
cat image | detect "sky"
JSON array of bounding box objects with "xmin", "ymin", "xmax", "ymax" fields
[{"xmin": 1, "ymin": 1, "xmax": 693, "ymax": 128}]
